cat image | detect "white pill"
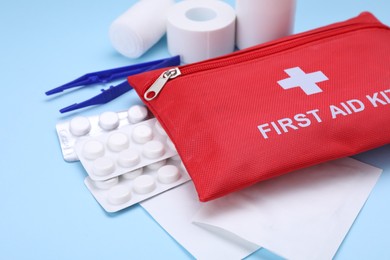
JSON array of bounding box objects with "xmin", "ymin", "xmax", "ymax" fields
[
  {"xmin": 99, "ymin": 111, "xmax": 119, "ymax": 130},
  {"xmin": 117, "ymin": 150, "xmax": 140, "ymax": 168},
  {"xmin": 93, "ymin": 177, "xmax": 119, "ymax": 190},
  {"xmin": 93, "ymin": 156, "xmax": 116, "ymax": 176},
  {"xmin": 132, "ymin": 124, "xmax": 153, "ymax": 143},
  {"xmin": 108, "ymin": 185, "xmax": 131, "ymax": 205},
  {"xmin": 143, "ymin": 140, "xmax": 165, "ymax": 159},
  {"xmin": 133, "ymin": 175, "xmax": 156, "ymax": 194},
  {"xmin": 107, "ymin": 132, "xmax": 129, "ymax": 152},
  {"xmin": 82, "ymin": 140, "xmax": 105, "ymax": 160},
  {"xmin": 127, "ymin": 105, "xmax": 148, "ymax": 124},
  {"xmin": 69, "ymin": 116, "xmax": 91, "ymax": 136},
  {"xmin": 146, "ymin": 159, "xmax": 167, "ymax": 170},
  {"xmin": 155, "ymin": 120, "xmax": 167, "ymax": 136},
  {"xmin": 121, "ymin": 168, "xmax": 143, "ymax": 180},
  {"xmin": 157, "ymin": 165, "xmax": 181, "ymax": 184}
]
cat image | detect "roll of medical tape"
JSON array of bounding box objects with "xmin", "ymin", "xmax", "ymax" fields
[
  {"xmin": 109, "ymin": 0, "xmax": 175, "ymax": 58},
  {"xmin": 166, "ymin": 0, "xmax": 236, "ymax": 64},
  {"xmin": 235, "ymin": 0, "xmax": 296, "ymax": 49}
]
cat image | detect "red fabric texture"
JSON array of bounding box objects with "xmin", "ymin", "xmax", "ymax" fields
[{"xmin": 128, "ymin": 12, "xmax": 390, "ymax": 201}]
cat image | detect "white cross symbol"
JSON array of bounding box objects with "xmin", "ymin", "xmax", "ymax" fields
[{"xmin": 277, "ymin": 67, "xmax": 329, "ymax": 95}]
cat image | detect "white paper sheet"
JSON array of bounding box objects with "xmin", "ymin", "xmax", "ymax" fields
[
  {"xmin": 193, "ymin": 157, "xmax": 382, "ymax": 260},
  {"xmin": 140, "ymin": 182, "xmax": 260, "ymax": 259}
]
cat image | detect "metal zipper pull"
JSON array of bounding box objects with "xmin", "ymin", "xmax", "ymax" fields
[{"xmin": 144, "ymin": 68, "xmax": 181, "ymax": 101}]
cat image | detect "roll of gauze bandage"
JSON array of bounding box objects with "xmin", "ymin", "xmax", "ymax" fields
[
  {"xmin": 236, "ymin": 0, "xmax": 296, "ymax": 50},
  {"xmin": 109, "ymin": 0, "xmax": 175, "ymax": 58},
  {"xmin": 166, "ymin": 0, "xmax": 236, "ymax": 64}
]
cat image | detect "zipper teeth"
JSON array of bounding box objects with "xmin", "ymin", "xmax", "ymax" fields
[
  {"xmin": 181, "ymin": 23, "xmax": 384, "ymax": 75},
  {"xmin": 143, "ymin": 20, "xmax": 387, "ymax": 92}
]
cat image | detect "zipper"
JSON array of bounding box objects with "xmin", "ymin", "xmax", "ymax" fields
[
  {"xmin": 144, "ymin": 17, "xmax": 388, "ymax": 101},
  {"xmin": 144, "ymin": 68, "xmax": 181, "ymax": 101}
]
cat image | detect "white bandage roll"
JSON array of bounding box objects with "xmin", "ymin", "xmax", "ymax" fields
[
  {"xmin": 166, "ymin": 0, "xmax": 236, "ymax": 64},
  {"xmin": 236, "ymin": 0, "xmax": 296, "ymax": 50},
  {"xmin": 109, "ymin": 0, "xmax": 175, "ymax": 58}
]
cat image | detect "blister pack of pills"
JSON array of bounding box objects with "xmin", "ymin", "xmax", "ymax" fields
[
  {"xmin": 74, "ymin": 117, "xmax": 178, "ymax": 181},
  {"xmin": 55, "ymin": 105, "xmax": 190, "ymax": 212},
  {"xmin": 56, "ymin": 105, "xmax": 149, "ymax": 162},
  {"xmin": 84, "ymin": 157, "xmax": 190, "ymax": 212}
]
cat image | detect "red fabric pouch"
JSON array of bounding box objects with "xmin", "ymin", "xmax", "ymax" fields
[{"xmin": 128, "ymin": 12, "xmax": 390, "ymax": 201}]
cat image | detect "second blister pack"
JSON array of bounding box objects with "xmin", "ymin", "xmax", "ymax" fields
[{"xmin": 85, "ymin": 157, "xmax": 190, "ymax": 212}]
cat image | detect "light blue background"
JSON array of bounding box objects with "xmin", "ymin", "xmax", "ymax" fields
[{"xmin": 1, "ymin": 0, "xmax": 389, "ymax": 259}]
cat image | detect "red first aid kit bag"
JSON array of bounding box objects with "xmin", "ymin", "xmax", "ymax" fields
[{"xmin": 128, "ymin": 12, "xmax": 390, "ymax": 201}]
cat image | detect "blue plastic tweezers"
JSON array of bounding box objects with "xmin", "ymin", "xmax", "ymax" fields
[{"xmin": 45, "ymin": 55, "xmax": 181, "ymax": 113}]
